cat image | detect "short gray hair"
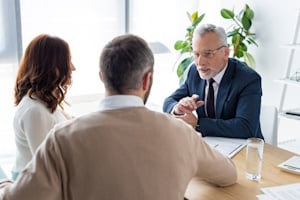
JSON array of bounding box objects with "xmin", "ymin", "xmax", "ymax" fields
[
  {"xmin": 193, "ymin": 23, "xmax": 227, "ymax": 46},
  {"xmin": 100, "ymin": 34, "xmax": 154, "ymax": 94}
]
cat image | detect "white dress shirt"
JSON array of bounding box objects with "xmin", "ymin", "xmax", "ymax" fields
[
  {"xmin": 98, "ymin": 95, "xmax": 144, "ymax": 111},
  {"xmin": 205, "ymin": 64, "xmax": 228, "ymax": 116}
]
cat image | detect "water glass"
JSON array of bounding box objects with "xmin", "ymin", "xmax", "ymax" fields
[{"xmin": 245, "ymin": 138, "xmax": 264, "ymax": 181}]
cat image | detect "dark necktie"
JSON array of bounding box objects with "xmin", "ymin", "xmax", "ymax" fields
[{"xmin": 207, "ymin": 78, "xmax": 215, "ymax": 118}]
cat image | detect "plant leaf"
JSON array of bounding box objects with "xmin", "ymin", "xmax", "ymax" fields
[
  {"xmin": 179, "ymin": 63, "xmax": 193, "ymax": 85},
  {"xmin": 245, "ymin": 4, "xmax": 254, "ymax": 20},
  {"xmin": 193, "ymin": 13, "xmax": 205, "ymax": 26},
  {"xmin": 232, "ymin": 34, "xmax": 241, "ymax": 45},
  {"xmin": 243, "ymin": 51, "xmax": 256, "ymax": 69},
  {"xmin": 227, "ymin": 29, "xmax": 239, "ymax": 38},
  {"xmin": 174, "ymin": 40, "xmax": 185, "ymax": 50},
  {"xmin": 174, "ymin": 41, "xmax": 191, "ymax": 53},
  {"xmin": 176, "ymin": 57, "xmax": 193, "ymax": 77},
  {"xmin": 186, "ymin": 11, "xmax": 192, "ymax": 22},
  {"xmin": 221, "ymin": 9, "xmax": 234, "ymax": 19},
  {"xmin": 236, "ymin": 49, "xmax": 244, "ymax": 58},
  {"xmin": 182, "ymin": 42, "xmax": 192, "ymax": 53},
  {"xmin": 191, "ymin": 11, "xmax": 198, "ymax": 22},
  {"xmin": 239, "ymin": 42, "xmax": 247, "ymax": 52},
  {"xmin": 241, "ymin": 13, "xmax": 252, "ymax": 31},
  {"xmin": 247, "ymin": 37, "xmax": 258, "ymax": 46}
]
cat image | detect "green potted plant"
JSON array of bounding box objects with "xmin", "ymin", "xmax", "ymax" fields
[
  {"xmin": 220, "ymin": 4, "xmax": 257, "ymax": 69},
  {"xmin": 174, "ymin": 4, "xmax": 257, "ymax": 85},
  {"xmin": 174, "ymin": 11, "xmax": 205, "ymax": 85}
]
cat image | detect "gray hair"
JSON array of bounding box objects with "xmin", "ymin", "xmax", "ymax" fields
[
  {"xmin": 193, "ymin": 23, "xmax": 228, "ymax": 46},
  {"xmin": 99, "ymin": 34, "xmax": 154, "ymax": 94}
]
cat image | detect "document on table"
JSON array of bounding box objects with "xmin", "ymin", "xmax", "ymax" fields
[
  {"xmin": 203, "ymin": 137, "xmax": 246, "ymax": 158},
  {"xmin": 277, "ymin": 155, "xmax": 300, "ymax": 175},
  {"xmin": 257, "ymin": 183, "xmax": 300, "ymax": 200}
]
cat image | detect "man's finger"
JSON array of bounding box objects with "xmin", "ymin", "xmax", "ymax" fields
[
  {"xmin": 191, "ymin": 94, "xmax": 199, "ymax": 100},
  {"xmin": 179, "ymin": 105, "xmax": 193, "ymax": 114},
  {"xmin": 196, "ymin": 100, "xmax": 205, "ymax": 108}
]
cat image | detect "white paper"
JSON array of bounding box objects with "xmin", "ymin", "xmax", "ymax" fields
[
  {"xmin": 256, "ymin": 194, "xmax": 277, "ymax": 200},
  {"xmin": 277, "ymin": 156, "xmax": 300, "ymax": 175},
  {"xmin": 258, "ymin": 183, "xmax": 300, "ymax": 200},
  {"xmin": 204, "ymin": 137, "xmax": 246, "ymax": 158}
]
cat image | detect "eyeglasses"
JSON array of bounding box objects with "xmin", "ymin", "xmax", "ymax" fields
[{"xmin": 193, "ymin": 45, "xmax": 226, "ymax": 59}]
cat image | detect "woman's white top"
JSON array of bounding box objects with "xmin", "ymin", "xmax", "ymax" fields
[{"xmin": 13, "ymin": 95, "xmax": 67, "ymax": 173}]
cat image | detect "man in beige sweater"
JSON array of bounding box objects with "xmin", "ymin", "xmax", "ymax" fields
[{"xmin": 0, "ymin": 34, "xmax": 237, "ymax": 200}]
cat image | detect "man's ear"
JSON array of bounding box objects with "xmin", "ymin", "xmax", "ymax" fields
[
  {"xmin": 224, "ymin": 45, "xmax": 230, "ymax": 57},
  {"xmin": 142, "ymin": 71, "xmax": 153, "ymax": 91},
  {"xmin": 99, "ymin": 71, "xmax": 103, "ymax": 82}
]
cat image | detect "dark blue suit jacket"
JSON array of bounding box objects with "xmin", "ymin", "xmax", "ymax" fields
[{"xmin": 163, "ymin": 58, "xmax": 263, "ymax": 139}]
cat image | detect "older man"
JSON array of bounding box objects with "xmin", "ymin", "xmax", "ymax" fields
[{"xmin": 163, "ymin": 23, "xmax": 263, "ymax": 139}]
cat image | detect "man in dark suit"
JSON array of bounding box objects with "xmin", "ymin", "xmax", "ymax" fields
[{"xmin": 163, "ymin": 23, "xmax": 263, "ymax": 139}]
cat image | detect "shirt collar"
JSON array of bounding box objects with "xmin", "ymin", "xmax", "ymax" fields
[
  {"xmin": 210, "ymin": 63, "xmax": 228, "ymax": 85},
  {"xmin": 98, "ymin": 95, "xmax": 144, "ymax": 111}
]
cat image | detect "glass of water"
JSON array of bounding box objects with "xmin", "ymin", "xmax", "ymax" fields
[{"xmin": 245, "ymin": 138, "xmax": 264, "ymax": 181}]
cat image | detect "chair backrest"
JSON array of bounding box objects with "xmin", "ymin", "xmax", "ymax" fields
[{"xmin": 260, "ymin": 105, "xmax": 278, "ymax": 146}]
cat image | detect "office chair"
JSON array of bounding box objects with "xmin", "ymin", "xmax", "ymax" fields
[{"xmin": 260, "ymin": 105, "xmax": 278, "ymax": 146}]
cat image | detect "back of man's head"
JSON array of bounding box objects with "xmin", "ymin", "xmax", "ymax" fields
[{"xmin": 99, "ymin": 34, "xmax": 154, "ymax": 95}]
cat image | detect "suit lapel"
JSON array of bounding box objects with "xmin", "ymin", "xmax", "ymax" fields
[
  {"xmin": 199, "ymin": 79, "xmax": 206, "ymax": 116},
  {"xmin": 216, "ymin": 60, "xmax": 235, "ymax": 118},
  {"xmin": 194, "ymin": 72, "xmax": 207, "ymax": 117}
]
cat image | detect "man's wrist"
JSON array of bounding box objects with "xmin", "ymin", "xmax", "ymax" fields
[
  {"xmin": 171, "ymin": 106, "xmax": 184, "ymax": 116},
  {"xmin": 173, "ymin": 111, "xmax": 184, "ymax": 116}
]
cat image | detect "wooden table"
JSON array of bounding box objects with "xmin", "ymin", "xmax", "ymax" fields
[{"xmin": 185, "ymin": 144, "xmax": 300, "ymax": 200}]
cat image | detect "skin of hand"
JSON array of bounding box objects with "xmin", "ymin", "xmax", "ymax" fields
[
  {"xmin": 173, "ymin": 94, "xmax": 204, "ymax": 128},
  {"xmin": 175, "ymin": 112, "xmax": 198, "ymax": 128},
  {"xmin": 174, "ymin": 94, "xmax": 205, "ymax": 115}
]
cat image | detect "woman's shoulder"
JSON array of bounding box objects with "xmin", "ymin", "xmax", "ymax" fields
[
  {"xmin": 18, "ymin": 95, "xmax": 46, "ymax": 108},
  {"xmin": 15, "ymin": 96, "xmax": 50, "ymax": 117}
]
